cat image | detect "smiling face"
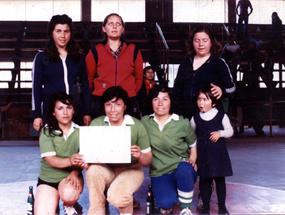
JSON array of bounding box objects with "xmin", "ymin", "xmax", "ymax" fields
[
  {"xmin": 193, "ymin": 32, "xmax": 212, "ymax": 57},
  {"xmin": 52, "ymin": 24, "xmax": 71, "ymax": 50},
  {"xmin": 53, "ymin": 100, "xmax": 74, "ymax": 127},
  {"xmin": 104, "ymin": 97, "xmax": 126, "ymax": 126},
  {"xmin": 197, "ymin": 92, "xmax": 215, "ymax": 113},
  {"xmin": 152, "ymin": 92, "xmax": 171, "ymax": 117},
  {"xmin": 102, "ymin": 15, "xmax": 125, "ymax": 40}
]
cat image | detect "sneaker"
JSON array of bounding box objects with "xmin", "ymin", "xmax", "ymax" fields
[
  {"xmin": 160, "ymin": 208, "xmax": 173, "ymax": 214},
  {"xmin": 197, "ymin": 196, "xmax": 203, "ymax": 210},
  {"xmin": 73, "ymin": 202, "xmax": 83, "ymax": 214},
  {"xmin": 219, "ymin": 207, "xmax": 229, "ymax": 215},
  {"xmin": 64, "ymin": 205, "xmax": 78, "ymax": 215},
  {"xmin": 179, "ymin": 207, "xmax": 193, "ymax": 215}
]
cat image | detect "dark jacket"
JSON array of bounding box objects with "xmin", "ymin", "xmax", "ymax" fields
[
  {"xmin": 32, "ymin": 51, "xmax": 91, "ymax": 120},
  {"xmin": 173, "ymin": 56, "xmax": 235, "ymax": 119}
]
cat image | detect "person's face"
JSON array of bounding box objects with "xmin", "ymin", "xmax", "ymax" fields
[
  {"xmin": 104, "ymin": 97, "xmax": 126, "ymax": 126},
  {"xmin": 145, "ymin": 69, "xmax": 155, "ymax": 81},
  {"xmin": 197, "ymin": 92, "xmax": 214, "ymax": 113},
  {"xmin": 152, "ymin": 92, "xmax": 171, "ymax": 117},
  {"xmin": 193, "ymin": 32, "xmax": 212, "ymax": 57},
  {"xmin": 102, "ymin": 15, "xmax": 124, "ymax": 40},
  {"xmin": 53, "ymin": 100, "xmax": 74, "ymax": 127},
  {"xmin": 52, "ymin": 24, "xmax": 71, "ymax": 50}
]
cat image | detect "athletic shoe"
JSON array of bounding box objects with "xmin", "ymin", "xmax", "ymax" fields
[
  {"xmin": 160, "ymin": 208, "xmax": 173, "ymax": 214},
  {"xmin": 219, "ymin": 207, "xmax": 229, "ymax": 215},
  {"xmin": 179, "ymin": 207, "xmax": 193, "ymax": 215},
  {"xmin": 73, "ymin": 202, "xmax": 83, "ymax": 214},
  {"xmin": 64, "ymin": 205, "xmax": 78, "ymax": 215}
]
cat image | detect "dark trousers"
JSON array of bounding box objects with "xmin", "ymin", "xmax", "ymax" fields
[
  {"xmin": 199, "ymin": 177, "xmax": 226, "ymax": 211},
  {"xmin": 236, "ymin": 13, "xmax": 249, "ymax": 38}
]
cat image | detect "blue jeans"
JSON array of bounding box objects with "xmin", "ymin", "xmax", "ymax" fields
[
  {"xmin": 151, "ymin": 162, "xmax": 197, "ymax": 210},
  {"xmin": 236, "ymin": 13, "xmax": 249, "ymax": 38}
]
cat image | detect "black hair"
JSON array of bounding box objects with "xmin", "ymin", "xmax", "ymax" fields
[
  {"xmin": 44, "ymin": 14, "xmax": 81, "ymax": 62},
  {"xmin": 266, "ymin": 47, "xmax": 273, "ymax": 57},
  {"xmin": 102, "ymin": 13, "xmax": 125, "ymax": 42},
  {"xmin": 249, "ymin": 41, "xmax": 257, "ymax": 49},
  {"xmin": 100, "ymin": 86, "xmax": 132, "ymax": 115},
  {"xmin": 147, "ymin": 85, "xmax": 177, "ymax": 114},
  {"xmin": 43, "ymin": 92, "xmax": 74, "ymax": 137},
  {"xmin": 185, "ymin": 24, "xmax": 220, "ymax": 58},
  {"xmin": 143, "ymin": 66, "xmax": 155, "ymax": 78},
  {"xmin": 198, "ymin": 85, "xmax": 219, "ymax": 107}
]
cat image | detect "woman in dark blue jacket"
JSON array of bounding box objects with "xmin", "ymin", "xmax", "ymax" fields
[
  {"xmin": 174, "ymin": 25, "xmax": 235, "ymax": 120},
  {"xmin": 32, "ymin": 14, "xmax": 91, "ymax": 131}
]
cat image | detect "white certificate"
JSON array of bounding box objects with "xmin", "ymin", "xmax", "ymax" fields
[{"xmin": 79, "ymin": 126, "xmax": 131, "ymax": 163}]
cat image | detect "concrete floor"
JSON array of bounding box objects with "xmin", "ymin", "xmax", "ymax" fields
[{"xmin": 1, "ymin": 125, "xmax": 285, "ymax": 215}]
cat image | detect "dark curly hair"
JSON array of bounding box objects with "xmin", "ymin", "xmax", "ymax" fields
[
  {"xmin": 100, "ymin": 86, "xmax": 132, "ymax": 115},
  {"xmin": 44, "ymin": 14, "xmax": 81, "ymax": 62},
  {"xmin": 43, "ymin": 92, "xmax": 74, "ymax": 137},
  {"xmin": 147, "ymin": 85, "xmax": 178, "ymax": 115},
  {"xmin": 185, "ymin": 24, "xmax": 221, "ymax": 59}
]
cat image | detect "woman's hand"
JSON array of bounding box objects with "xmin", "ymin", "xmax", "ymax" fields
[
  {"xmin": 210, "ymin": 83, "xmax": 222, "ymax": 99},
  {"xmin": 131, "ymin": 145, "xmax": 152, "ymax": 166},
  {"xmin": 70, "ymin": 154, "xmax": 87, "ymax": 167},
  {"xmin": 186, "ymin": 159, "xmax": 198, "ymax": 172},
  {"xmin": 33, "ymin": 118, "xmax": 43, "ymax": 131},
  {"xmin": 83, "ymin": 115, "xmax": 92, "ymax": 126},
  {"xmin": 130, "ymin": 145, "xmax": 142, "ymax": 159},
  {"xmin": 209, "ymin": 131, "xmax": 221, "ymax": 142},
  {"xmin": 65, "ymin": 170, "xmax": 81, "ymax": 189}
]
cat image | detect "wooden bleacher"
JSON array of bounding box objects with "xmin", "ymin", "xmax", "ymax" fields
[{"xmin": 0, "ymin": 21, "xmax": 285, "ymax": 138}]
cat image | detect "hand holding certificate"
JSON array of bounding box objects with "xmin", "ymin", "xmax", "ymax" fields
[{"xmin": 79, "ymin": 126, "xmax": 131, "ymax": 163}]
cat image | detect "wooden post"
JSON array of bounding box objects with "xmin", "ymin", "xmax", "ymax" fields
[{"xmin": 81, "ymin": 0, "xmax": 91, "ymax": 21}]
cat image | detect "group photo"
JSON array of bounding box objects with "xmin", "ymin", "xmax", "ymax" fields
[{"xmin": 0, "ymin": 1, "xmax": 285, "ymax": 215}]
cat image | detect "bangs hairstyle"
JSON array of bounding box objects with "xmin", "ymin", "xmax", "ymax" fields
[
  {"xmin": 198, "ymin": 85, "xmax": 219, "ymax": 106},
  {"xmin": 185, "ymin": 24, "xmax": 218, "ymax": 58},
  {"xmin": 143, "ymin": 66, "xmax": 154, "ymax": 76},
  {"xmin": 147, "ymin": 85, "xmax": 177, "ymax": 114},
  {"xmin": 102, "ymin": 13, "xmax": 125, "ymax": 42},
  {"xmin": 100, "ymin": 86, "xmax": 132, "ymax": 115},
  {"xmin": 44, "ymin": 92, "xmax": 74, "ymax": 137}
]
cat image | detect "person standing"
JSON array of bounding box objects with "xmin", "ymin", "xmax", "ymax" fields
[
  {"xmin": 269, "ymin": 12, "xmax": 283, "ymax": 51},
  {"xmin": 137, "ymin": 66, "xmax": 157, "ymax": 116},
  {"xmin": 235, "ymin": 0, "xmax": 253, "ymax": 39},
  {"xmin": 173, "ymin": 25, "xmax": 235, "ymax": 121},
  {"xmin": 191, "ymin": 86, "xmax": 233, "ymax": 215},
  {"xmin": 32, "ymin": 14, "xmax": 91, "ymax": 131},
  {"xmin": 85, "ymin": 13, "xmax": 143, "ymax": 119},
  {"xmin": 221, "ymin": 35, "xmax": 241, "ymax": 83}
]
